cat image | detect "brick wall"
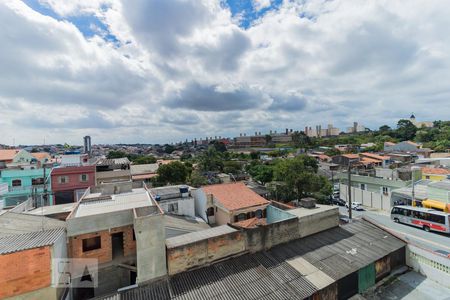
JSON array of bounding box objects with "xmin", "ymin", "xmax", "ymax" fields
[
  {"xmin": 0, "ymin": 246, "xmax": 51, "ymax": 299},
  {"xmin": 69, "ymin": 226, "xmax": 136, "ymax": 264}
]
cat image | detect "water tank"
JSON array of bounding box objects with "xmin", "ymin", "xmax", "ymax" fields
[
  {"xmin": 155, "ymin": 195, "xmax": 161, "ymax": 201},
  {"xmin": 179, "ymin": 186, "xmax": 189, "ymax": 198}
]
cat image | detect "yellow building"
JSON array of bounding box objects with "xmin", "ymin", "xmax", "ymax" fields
[{"xmin": 421, "ymin": 167, "xmax": 450, "ymax": 181}]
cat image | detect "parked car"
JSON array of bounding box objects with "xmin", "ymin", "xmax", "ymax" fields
[
  {"xmin": 332, "ymin": 198, "xmax": 346, "ymax": 206},
  {"xmin": 345, "ymin": 202, "xmax": 364, "ymax": 211}
]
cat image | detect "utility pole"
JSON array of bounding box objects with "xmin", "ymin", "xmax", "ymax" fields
[{"xmin": 347, "ymin": 162, "xmax": 352, "ymax": 221}]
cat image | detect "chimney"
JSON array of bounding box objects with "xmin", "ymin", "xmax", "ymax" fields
[
  {"xmin": 290, "ymin": 129, "xmax": 293, "ymax": 133},
  {"xmin": 286, "ymin": 128, "xmax": 289, "ymax": 135},
  {"xmin": 240, "ymin": 133, "xmax": 242, "ymax": 137},
  {"xmin": 255, "ymin": 131, "xmax": 258, "ymax": 136},
  {"xmin": 270, "ymin": 130, "xmax": 272, "ymax": 134}
]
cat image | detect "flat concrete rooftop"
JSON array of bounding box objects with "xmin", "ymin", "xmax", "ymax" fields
[
  {"xmin": 74, "ymin": 188, "xmax": 154, "ymax": 218},
  {"xmin": 26, "ymin": 202, "xmax": 75, "ymax": 216},
  {"xmin": 287, "ymin": 204, "xmax": 338, "ymax": 218},
  {"xmin": 166, "ymin": 225, "xmax": 237, "ymax": 249}
]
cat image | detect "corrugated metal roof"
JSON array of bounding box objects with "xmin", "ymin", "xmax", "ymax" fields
[
  {"xmin": 0, "ymin": 227, "xmax": 65, "ymax": 254},
  {"xmin": 96, "ymin": 220, "xmax": 405, "ymax": 300},
  {"xmin": 0, "ymin": 212, "xmax": 66, "ymax": 237}
]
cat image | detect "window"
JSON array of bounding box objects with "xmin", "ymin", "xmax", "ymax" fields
[
  {"xmin": 360, "ymin": 183, "xmax": 366, "ymax": 190},
  {"xmin": 82, "ymin": 236, "xmax": 101, "ymax": 252},
  {"xmin": 425, "ymin": 176, "xmax": 430, "ymax": 180},
  {"xmin": 80, "ymin": 174, "xmax": 89, "ymax": 182},
  {"xmin": 235, "ymin": 213, "xmax": 246, "ymax": 222},
  {"xmin": 168, "ymin": 203, "xmax": 178, "ymax": 213},
  {"xmin": 206, "ymin": 207, "xmax": 215, "ymax": 216},
  {"xmin": 58, "ymin": 176, "xmax": 69, "ymax": 184},
  {"xmin": 382, "ymin": 186, "xmax": 389, "ymax": 196},
  {"xmin": 12, "ymin": 179, "xmax": 22, "ymax": 187},
  {"xmin": 132, "ymin": 230, "xmax": 136, "ymax": 241},
  {"xmin": 255, "ymin": 209, "xmax": 263, "ymax": 219},
  {"xmin": 32, "ymin": 178, "xmax": 44, "ymax": 186}
]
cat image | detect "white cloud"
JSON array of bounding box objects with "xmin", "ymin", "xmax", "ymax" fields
[
  {"xmin": 253, "ymin": 0, "xmax": 272, "ymax": 12},
  {"xmin": 0, "ymin": 0, "xmax": 449, "ymax": 145}
]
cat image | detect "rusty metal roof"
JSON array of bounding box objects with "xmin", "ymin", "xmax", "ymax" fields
[{"xmin": 96, "ymin": 220, "xmax": 405, "ymax": 300}]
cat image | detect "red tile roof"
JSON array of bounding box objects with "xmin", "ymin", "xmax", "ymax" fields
[
  {"xmin": 0, "ymin": 149, "xmax": 20, "ymax": 161},
  {"xmin": 421, "ymin": 168, "xmax": 450, "ymax": 175},
  {"xmin": 361, "ymin": 152, "xmax": 390, "ymax": 161},
  {"xmin": 202, "ymin": 182, "xmax": 269, "ymax": 211},
  {"xmin": 31, "ymin": 152, "xmax": 51, "ymax": 161},
  {"xmin": 360, "ymin": 157, "xmax": 382, "ymax": 165},
  {"xmin": 233, "ymin": 217, "xmax": 267, "ymax": 228},
  {"xmin": 341, "ymin": 154, "xmax": 359, "ymax": 159}
]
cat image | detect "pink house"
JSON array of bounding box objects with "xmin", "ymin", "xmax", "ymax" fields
[{"xmin": 51, "ymin": 166, "xmax": 96, "ymax": 205}]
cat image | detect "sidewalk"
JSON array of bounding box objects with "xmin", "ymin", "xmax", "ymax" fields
[{"xmin": 363, "ymin": 270, "xmax": 450, "ymax": 300}]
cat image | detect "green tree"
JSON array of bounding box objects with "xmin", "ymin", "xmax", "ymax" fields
[
  {"xmin": 198, "ymin": 146, "xmax": 224, "ymax": 171},
  {"xmin": 249, "ymin": 164, "xmax": 273, "ymax": 185},
  {"xmin": 250, "ymin": 151, "xmax": 260, "ymax": 160},
  {"xmin": 292, "ymin": 131, "xmax": 311, "ymax": 148},
  {"xmin": 132, "ymin": 155, "xmax": 157, "ymax": 164},
  {"xmin": 156, "ymin": 161, "xmax": 188, "ymax": 184},
  {"xmin": 223, "ymin": 161, "xmax": 241, "ymax": 174},
  {"xmin": 396, "ymin": 119, "xmax": 417, "ymax": 140},
  {"xmin": 273, "ymin": 155, "xmax": 327, "ymax": 201},
  {"xmin": 189, "ymin": 171, "xmax": 208, "ymax": 187},
  {"xmin": 107, "ymin": 150, "xmax": 127, "ymax": 159},
  {"xmin": 210, "ymin": 141, "xmax": 227, "ymax": 153},
  {"xmin": 164, "ymin": 144, "xmax": 175, "ymax": 154},
  {"xmin": 324, "ymin": 148, "xmax": 341, "ymax": 157}
]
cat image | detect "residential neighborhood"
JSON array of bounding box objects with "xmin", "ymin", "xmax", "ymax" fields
[{"xmin": 1, "ymin": 1, "xmax": 450, "ymax": 300}]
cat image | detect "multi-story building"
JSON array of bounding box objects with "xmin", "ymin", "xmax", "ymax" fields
[
  {"xmin": 305, "ymin": 124, "xmax": 340, "ymax": 138},
  {"xmin": 0, "ymin": 167, "xmax": 52, "ymax": 208},
  {"xmin": 150, "ymin": 185, "xmax": 196, "ymax": 218},
  {"xmin": 66, "ymin": 181, "xmax": 165, "ymax": 297},
  {"xmin": 0, "ymin": 149, "xmax": 35, "ymax": 169},
  {"xmin": 50, "ymin": 165, "xmax": 96, "ymax": 205},
  {"xmin": 346, "ymin": 122, "xmax": 366, "ymax": 133},
  {"xmin": 84, "ymin": 135, "xmax": 92, "ymax": 155},
  {"xmin": 409, "ymin": 114, "xmax": 433, "ymax": 128}
]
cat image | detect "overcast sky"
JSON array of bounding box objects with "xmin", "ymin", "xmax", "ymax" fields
[{"xmin": 1, "ymin": 0, "xmax": 449, "ymax": 145}]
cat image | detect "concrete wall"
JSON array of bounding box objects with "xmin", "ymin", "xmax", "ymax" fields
[
  {"xmin": 192, "ymin": 188, "xmax": 208, "ymax": 222},
  {"xmin": 340, "ymin": 184, "xmax": 392, "ymax": 211},
  {"xmin": 245, "ymin": 217, "xmax": 299, "ymax": 252},
  {"xmin": 134, "ymin": 209, "xmax": 166, "ymax": 283},
  {"xmin": 296, "ymin": 209, "xmax": 339, "ymax": 238},
  {"xmin": 67, "ymin": 209, "xmax": 134, "ymax": 237},
  {"xmin": 158, "ymin": 197, "xmax": 195, "ymax": 218},
  {"xmin": 215, "ymin": 206, "xmax": 231, "ymax": 225},
  {"xmin": 166, "ymin": 228, "xmax": 245, "ymax": 275},
  {"xmin": 406, "ymin": 244, "xmax": 450, "ymax": 288}
]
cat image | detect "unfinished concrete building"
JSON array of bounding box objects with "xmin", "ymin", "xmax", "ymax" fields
[{"xmin": 66, "ymin": 181, "xmax": 165, "ymax": 298}]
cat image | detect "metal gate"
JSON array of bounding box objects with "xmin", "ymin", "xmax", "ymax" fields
[{"xmin": 358, "ymin": 263, "xmax": 376, "ymax": 293}]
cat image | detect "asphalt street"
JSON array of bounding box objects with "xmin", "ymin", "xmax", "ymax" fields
[{"xmin": 338, "ymin": 206, "xmax": 450, "ymax": 254}]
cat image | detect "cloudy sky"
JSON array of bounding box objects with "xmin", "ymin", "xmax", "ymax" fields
[{"xmin": 1, "ymin": 0, "xmax": 449, "ymax": 145}]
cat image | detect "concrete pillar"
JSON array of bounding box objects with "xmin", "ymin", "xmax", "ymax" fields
[{"xmin": 134, "ymin": 210, "xmax": 166, "ymax": 284}]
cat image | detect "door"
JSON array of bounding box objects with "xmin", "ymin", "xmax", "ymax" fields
[
  {"xmin": 111, "ymin": 232, "xmax": 124, "ymax": 259},
  {"xmin": 358, "ymin": 263, "xmax": 376, "ymax": 293}
]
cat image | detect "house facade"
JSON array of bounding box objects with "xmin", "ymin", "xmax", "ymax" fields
[
  {"xmin": 51, "ymin": 165, "xmax": 96, "ymax": 205},
  {"xmin": 0, "ymin": 167, "xmax": 52, "ymax": 208},
  {"xmin": 193, "ymin": 182, "xmax": 270, "ymax": 225}
]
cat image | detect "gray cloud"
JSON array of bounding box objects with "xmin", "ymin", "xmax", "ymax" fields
[
  {"xmin": 269, "ymin": 94, "xmax": 307, "ymax": 111},
  {"xmin": 166, "ymin": 82, "xmax": 264, "ymax": 111}
]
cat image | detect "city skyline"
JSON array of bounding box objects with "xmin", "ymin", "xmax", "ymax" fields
[{"xmin": 1, "ymin": 0, "xmax": 449, "ymax": 145}]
